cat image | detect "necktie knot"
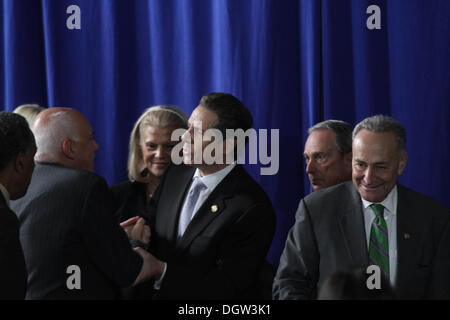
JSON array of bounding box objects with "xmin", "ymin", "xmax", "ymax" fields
[
  {"xmin": 190, "ymin": 178, "xmax": 206, "ymax": 194},
  {"xmin": 370, "ymin": 203, "xmax": 384, "ymax": 217}
]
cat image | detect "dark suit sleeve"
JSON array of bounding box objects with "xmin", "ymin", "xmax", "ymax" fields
[
  {"xmin": 158, "ymin": 202, "xmax": 275, "ymax": 299},
  {"xmin": 428, "ymin": 210, "xmax": 450, "ymax": 299},
  {"xmin": 272, "ymin": 199, "xmax": 319, "ymax": 300},
  {"xmin": 0, "ymin": 209, "xmax": 27, "ymax": 299},
  {"xmin": 80, "ymin": 179, "xmax": 143, "ymax": 287}
]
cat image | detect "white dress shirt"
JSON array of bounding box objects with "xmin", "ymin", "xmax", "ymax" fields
[
  {"xmin": 154, "ymin": 163, "xmax": 237, "ymax": 289},
  {"xmin": 0, "ymin": 183, "xmax": 10, "ymax": 207},
  {"xmin": 188, "ymin": 163, "xmax": 236, "ymax": 222},
  {"xmin": 361, "ymin": 185, "xmax": 398, "ymax": 286}
]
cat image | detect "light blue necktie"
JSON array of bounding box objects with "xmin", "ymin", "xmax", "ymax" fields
[{"xmin": 178, "ymin": 177, "xmax": 207, "ymax": 238}]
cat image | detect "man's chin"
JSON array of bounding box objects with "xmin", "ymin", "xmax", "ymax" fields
[
  {"xmin": 183, "ymin": 153, "xmax": 204, "ymax": 166},
  {"xmin": 309, "ymin": 180, "xmax": 322, "ymax": 191}
]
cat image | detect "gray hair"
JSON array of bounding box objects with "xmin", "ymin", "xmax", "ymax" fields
[
  {"xmin": 308, "ymin": 120, "xmax": 352, "ymax": 155},
  {"xmin": 352, "ymin": 115, "xmax": 406, "ymax": 152},
  {"xmin": 128, "ymin": 105, "xmax": 188, "ymax": 182},
  {"xmin": 33, "ymin": 110, "xmax": 82, "ymax": 161}
]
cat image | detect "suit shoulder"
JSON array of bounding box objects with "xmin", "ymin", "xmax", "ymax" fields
[
  {"xmin": 398, "ymin": 184, "xmax": 450, "ymax": 217},
  {"xmin": 37, "ymin": 164, "xmax": 108, "ymax": 194},
  {"xmin": 303, "ymin": 181, "xmax": 353, "ymax": 206},
  {"xmin": 231, "ymin": 166, "xmax": 274, "ymax": 207}
]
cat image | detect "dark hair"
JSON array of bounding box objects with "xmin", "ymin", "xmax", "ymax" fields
[
  {"xmin": 0, "ymin": 112, "xmax": 35, "ymax": 171},
  {"xmin": 308, "ymin": 120, "xmax": 352, "ymax": 155},
  {"xmin": 199, "ymin": 93, "xmax": 253, "ymax": 135},
  {"xmin": 318, "ymin": 267, "xmax": 396, "ymax": 300}
]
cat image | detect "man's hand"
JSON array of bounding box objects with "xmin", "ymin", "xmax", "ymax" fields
[
  {"xmin": 120, "ymin": 216, "xmax": 139, "ymax": 238},
  {"xmin": 131, "ymin": 217, "xmax": 151, "ymax": 247},
  {"xmin": 120, "ymin": 216, "xmax": 151, "ymax": 247},
  {"xmin": 132, "ymin": 248, "xmax": 166, "ymax": 285}
]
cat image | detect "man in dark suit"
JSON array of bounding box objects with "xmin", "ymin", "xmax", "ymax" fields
[
  {"xmin": 273, "ymin": 115, "xmax": 450, "ymax": 300},
  {"xmin": 11, "ymin": 108, "xmax": 158, "ymax": 299},
  {"xmin": 0, "ymin": 112, "xmax": 36, "ymax": 299},
  {"xmin": 142, "ymin": 93, "xmax": 276, "ymax": 299}
]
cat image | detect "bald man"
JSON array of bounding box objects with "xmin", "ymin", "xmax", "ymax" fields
[{"xmin": 11, "ymin": 108, "xmax": 159, "ymax": 299}]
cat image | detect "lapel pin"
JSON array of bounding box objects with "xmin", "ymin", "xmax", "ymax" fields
[
  {"xmin": 404, "ymin": 233, "xmax": 411, "ymax": 239},
  {"xmin": 211, "ymin": 205, "xmax": 218, "ymax": 213}
]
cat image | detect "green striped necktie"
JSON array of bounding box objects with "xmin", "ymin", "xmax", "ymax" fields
[{"xmin": 368, "ymin": 203, "xmax": 390, "ymax": 276}]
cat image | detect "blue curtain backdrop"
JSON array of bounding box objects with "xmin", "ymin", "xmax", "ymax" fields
[{"xmin": 1, "ymin": 0, "xmax": 449, "ymax": 269}]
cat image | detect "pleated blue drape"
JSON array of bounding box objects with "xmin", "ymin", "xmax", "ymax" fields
[{"xmin": 1, "ymin": 0, "xmax": 449, "ymax": 268}]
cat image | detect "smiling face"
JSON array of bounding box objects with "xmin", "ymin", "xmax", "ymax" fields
[
  {"xmin": 181, "ymin": 105, "xmax": 219, "ymax": 167},
  {"xmin": 140, "ymin": 125, "xmax": 177, "ymax": 178},
  {"xmin": 304, "ymin": 129, "xmax": 352, "ymax": 191},
  {"xmin": 352, "ymin": 129, "xmax": 407, "ymax": 203}
]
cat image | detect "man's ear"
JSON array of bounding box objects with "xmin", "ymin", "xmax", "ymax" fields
[
  {"xmin": 13, "ymin": 152, "xmax": 26, "ymax": 173},
  {"xmin": 398, "ymin": 151, "xmax": 408, "ymax": 175},
  {"xmin": 223, "ymin": 137, "xmax": 236, "ymax": 163},
  {"xmin": 61, "ymin": 138, "xmax": 75, "ymax": 160}
]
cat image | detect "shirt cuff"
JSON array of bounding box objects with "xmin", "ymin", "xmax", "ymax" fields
[{"xmin": 153, "ymin": 262, "xmax": 167, "ymax": 290}]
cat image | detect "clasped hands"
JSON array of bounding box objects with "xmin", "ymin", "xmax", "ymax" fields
[
  {"xmin": 120, "ymin": 216, "xmax": 151, "ymax": 249},
  {"xmin": 119, "ymin": 216, "xmax": 165, "ymax": 284}
]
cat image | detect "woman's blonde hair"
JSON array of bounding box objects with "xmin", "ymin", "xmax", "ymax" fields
[
  {"xmin": 128, "ymin": 105, "xmax": 188, "ymax": 182},
  {"xmin": 13, "ymin": 104, "xmax": 45, "ymax": 128}
]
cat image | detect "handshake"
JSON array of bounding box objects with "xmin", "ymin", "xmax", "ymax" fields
[
  {"xmin": 120, "ymin": 216, "xmax": 165, "ymax": 286},
  {"xmin": 120, "ymin": 216, "xmax": 151, "ymax": 249}
]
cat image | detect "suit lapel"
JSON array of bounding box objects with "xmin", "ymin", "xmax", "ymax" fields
[
  {"xmin": 175, "ymin": 165, "xmax": 240, "ymax": 251},
  {"xmin": 157, "ymin": 165, "xmax": 196, "ymax": 243},
  {"xmin": 338, "ymin": 183, "xmax": 369, "ymax": 267}
]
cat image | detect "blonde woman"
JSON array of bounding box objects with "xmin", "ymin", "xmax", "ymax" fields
[
  {"xmin": 13, "ymin": 104, "xmax": 45, "ymax": 128},
  {"xmin": 112, "ymin": 106, "xmax": 188, "ymax": 223}
]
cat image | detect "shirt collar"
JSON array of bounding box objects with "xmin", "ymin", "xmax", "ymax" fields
[
  {"xmin": 361, "ymin": 184, "xmax": 397, "ymax": 216},
  {"xmin": 0, "ymin": 183, "xmax": 10, "ymax": 207},
  {"xmin": 193, "ymin": 163, "xmax": 236, "ymax": 191}
]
